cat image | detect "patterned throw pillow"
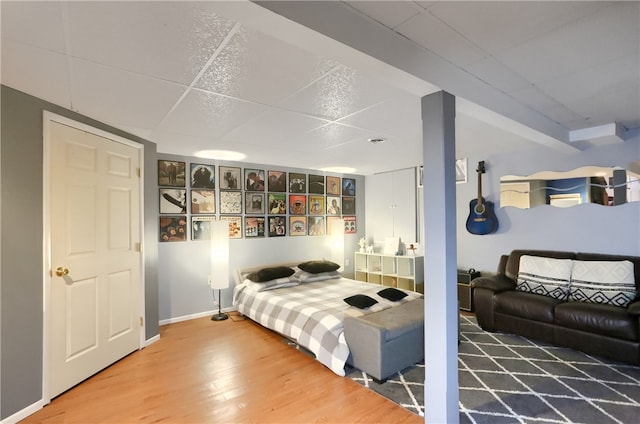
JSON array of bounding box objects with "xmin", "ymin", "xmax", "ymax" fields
[
  {"xmin": 516, "ymin": 255, "xmax": 574, "ymax": 300},
  {"xmin": 569, "ymin": 260, "xmax": 636, "ymax": 307}
]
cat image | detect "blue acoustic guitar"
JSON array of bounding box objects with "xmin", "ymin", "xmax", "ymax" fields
[{"xmin": 465, "ymin": 161, "xmax": 498, "ymax": 235}]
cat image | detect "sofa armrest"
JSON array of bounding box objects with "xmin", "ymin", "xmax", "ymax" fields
[
  {"xmin": 472, "ymin": 274, "xmax": 516, "ymax": 293},
  {"xmin": 628, "ymin": 299, "xmax": 640, "ymax": 315}
]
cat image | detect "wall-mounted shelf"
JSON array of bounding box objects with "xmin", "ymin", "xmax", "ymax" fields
[{"xmin": 354, "ymin": 252, "xmax": 424, "ymax": 293}]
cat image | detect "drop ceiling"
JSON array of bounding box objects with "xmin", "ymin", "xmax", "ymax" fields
[{"xmin": 2, "ymin": 1, "xmax": 638, "ymax": 175}]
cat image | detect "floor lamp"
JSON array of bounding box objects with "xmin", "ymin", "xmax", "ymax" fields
[
  {"xmin": 210, "ymin": 220, "xmax": 229, "ymax": 321},
  {"xmin": 330, "ymin": 218, "xmax": 345, "ymax": 270}
]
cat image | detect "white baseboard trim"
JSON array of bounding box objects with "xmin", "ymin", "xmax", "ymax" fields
[
  {"xmin": 145, "ymin": 334, "xmax": 160, "ymax": 347},
  {"xmin": 1, "ymin": 399, "xmax": 46, "ymax": 424},
  {"xmin": 159, "ymin": 307, "xmax": 236, "ymax": 326}
]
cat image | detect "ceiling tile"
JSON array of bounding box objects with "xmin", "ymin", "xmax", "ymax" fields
[
  {"xmin": 345, "ymin": 1, "xmax": 421, "ymax": 29},
  {"xmin": 464, "ymin": 56, "xmax": 530, "ymax": 93},
  {"xmin": 159, "ymin": 89, "xmax": 267, "ymax": 139},
  {"xmin": 196, "ymin": 27, "xmax": 338, "ymax": 105},
  {"xmin": 67, "ymin": 2, "xmax": 236, "ymax": 85},
  {"xmin": 71, "ymin": 58, "xmax": 186, "ymax": 131},
  {"xmin": 0, "ymin": 1, "xmax": 66, "ymax": 53},
  {"xmin": 337, "ymin": 93, "xmax": 421, "ymax": 134}
]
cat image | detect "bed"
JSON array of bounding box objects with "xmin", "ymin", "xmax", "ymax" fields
[{"xmin": 233, "ymin": 260, "xmax": 422, "ymax": 376}]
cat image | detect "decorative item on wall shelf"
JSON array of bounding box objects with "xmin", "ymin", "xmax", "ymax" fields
[
  {"xmin": 244, "ymin": 169, "xmax": 265, "ymax": 191},
  {"xmin": 219, "ymin": 191, "xmax": 242, "ymax": 214},
  {"xmin": 191, "ymin": 189, "xmax": 215, "ymax": 214},
  {"xmin": 466, "ymin": 161, "xmax": 499, "ymax": 235},
  {"xmin": 219, "ymin": 216, "xmax": 242, "ymax": 239},
  {"xmin": 267, "ymin": 170, "xmax": 287, "ymax": 192},
  {"xmin": 290, "ymin": 217, "xmax": 307, "ymax": 236},
  {"xmin": 159, "ymin": 216, "xmax": 187, "ymax": 242},
  {"xmin": 308, "ymin": 216, "xmax": 325, "ymax": 236},
  {"xmin": 244, "ymin": 217, "xmax": 265, "ymax": 238},
  {"xmin": 268, "ymin": 193, "xmax": 286, "ymax": 214},
  {"xmin": 326, "ymin": 176, "xmax": 341, "ymax": 195},
  {"xmin": 289, "ymin": 172, "xmax": 307, "ymax": 193},
  {"xmin": 190, "ymin": 163, "xmax": 215, "ymax": 188},
  {"xmin": 268, "ymin": 216, "xmax": 286, "ymax": 237},
  {"xmin": 219, "ymin": 166, "xmax": 241, "ymax": 190},
  {"xmin": 191, "ymin": 216, "xmax": 216, "ymax": 240},
  {"xmin": 158, "ymin": 160, "xmax": 186, "ymax": 187},
  {"xmin": 308, "ymin": 174, "xmax": 325, "ymax": 194},
  {"xmin": 159, "ymin": 188, "xmax": 186, "ymax": 214},
  {"xmin": 358, "ymin": 237, "xmax": 367, "ymax": 253}
]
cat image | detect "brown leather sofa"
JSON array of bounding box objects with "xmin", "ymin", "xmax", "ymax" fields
[{"xmin": 472, "ymin": 249, "xmax": 640, "ymax": 365}]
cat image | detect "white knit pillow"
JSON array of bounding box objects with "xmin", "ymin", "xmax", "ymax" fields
[
  {"xmin": 516, "ymin": 255, "xmax": 574, "ymax": 300},
  {"xmin": 569, "ymin": 260, "xmax": 636, "ymax": 307}
]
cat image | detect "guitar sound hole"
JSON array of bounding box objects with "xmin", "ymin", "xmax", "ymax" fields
[{"xmin": 474, "ymin": 204, "xmax": 485, "ymax": 215}]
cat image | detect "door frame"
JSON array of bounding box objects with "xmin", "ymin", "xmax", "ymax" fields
[{"xmin": 42, "ymin": 111, "xmax": 146, "ymax": 404}]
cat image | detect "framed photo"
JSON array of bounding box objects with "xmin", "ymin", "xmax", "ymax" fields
[
  {"xmin": 289, "ymin": 194, "xmax": 306, "ymax": 215},
  {"xmin": 326, "ymin": 176, "xmax": 341, "ymax": 195},
  {"xmin": 158, "ymin": 160, "xmax": 186, "ymax": 187},
  {"xmin": 268, "ymin": 193, "xmax": 286, "ymax": 214},
  {"xmin": 308, "ymin": 216, "xmax": 325, "ymax": 236},
  {"xmin": 342, "ymin": 196, "xmax": 356, "ymax": 215},
  {"xmin": 220, "ymin": 191, "xmax": 242, "ymax": 214},
  {"xmin": 289, "ymin": 172, "xmax": 306, "ymax": 193},
  {"xmin": 159, "ymin": 188, "xmax": 186, "ymax": 214},
  {"xmin": 244, "ymin": 169, "xmax": 265, "ymax": 191},
  {"xmin": 268, "ymin": 216, "xmax": 286, "ymax": 237},
  {"xmin": 289, "ymin": 216, "xmax": 307, "ymax": 236},
  {"xmin": 308, "ymin": 174, "xmax": 325, "ymax": 194},
  {"xmin": 326, "ymin": 196, "xmax": 341, "ymax": 215},
  {"xmin": 192, "ymin": 216, "xmax": 216, "ymax": 240},
  {"xmin": 342, "ymin": 178, "xmax": 356, "ymax": 196},
  {"xmin": 308, "ymin": 195, "xmax": 324, "ymax": 215},
  {"xmin": 159, "ymin": 216, "xmax": 187, "ymax": 242},
  {"xmin": 327, "ymin": 216, "xmax": 343, "ymax": 235},
  {"xmin": 245, "ymin": 192, "xmax": 265, "ymax": 214},
  {"xmin": 267, "ymin": 170, "xmax": 287, "ymax": 192},
  {"xmin": 343, "ymin": 216, "xmax": 356, "ymax": 234},
  {"xmin": 220, "ymin": 216, "xmax": 242, "ymax": 239},
  {"xmin": 455, "ymin": 158, "xmax": 468, "ymax": 184},
  {"xmin": 244, "ymin": 216, "xmax": 266, "ymax": 238},
  {"xmin": 190, "ymin": 163, "xmax": 215, "ymax": 188},
  {"xmin": 191, "ymin": 189, "xmax": 215, "ymax": 214},
  {"xmin": 219, "ymin": 166, "xmax": 241, "ymax": 190}
]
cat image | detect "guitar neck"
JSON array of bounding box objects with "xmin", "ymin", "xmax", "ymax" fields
[{"xmin": 476, "ymin": 171, "xmax": 484, "ymax": 206}]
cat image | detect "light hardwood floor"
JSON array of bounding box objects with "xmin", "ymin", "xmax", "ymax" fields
[{"xmin": 21, "ymin": 313, "xmax": 422, "ymax": 423}]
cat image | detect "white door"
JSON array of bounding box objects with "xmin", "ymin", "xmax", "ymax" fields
[{"xmin": 48, "ymin": 119, "xmax": 142, "ymax": 398}]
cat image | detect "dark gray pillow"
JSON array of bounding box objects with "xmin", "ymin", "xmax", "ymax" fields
[
  {"xmin": 298, "ymin": 260, "xmax": 340, "ymax": 274},
  {"xmin": 344, "ymin": 294, "xmax": 378, "ymax": 309},
  {"xmin": 378, "ymin": 287, "xmax": 408, "ymax": 301},
  {"xmin": 247, "ymin": 266, "xmax": 295, "ymax": 282}
]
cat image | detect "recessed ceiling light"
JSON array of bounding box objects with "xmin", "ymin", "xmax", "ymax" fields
[
  {"xmin": 368, "ymin": 137, "xmax": 386, "ymax": 144},
  {"xmin": 320, "ymin": 166, "xmax": 357, "ymax": 174},
  {"xmin": 194, "ymin": 149, "xmax": 247, "ymax": 161}
]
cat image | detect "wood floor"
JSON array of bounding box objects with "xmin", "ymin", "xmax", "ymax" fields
[{"xmin": 21, "ymin": 313, "xmax": 422, "ymax": 423}]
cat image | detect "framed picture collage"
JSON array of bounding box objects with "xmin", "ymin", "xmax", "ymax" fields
[{"xmin": 158, "ymin": 160, "xmax": 357, "ymax": 242}]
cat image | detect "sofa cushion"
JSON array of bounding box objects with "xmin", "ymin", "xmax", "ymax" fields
[
  {"xmin": 569, "ymin": 260, "xmax": 636, "ymax": 307},
  {"xmin": 495, "ymin": 290, "xmax": 563, "ymax": 323},
  {"xmin": 504, "ymin": 250, "xmax": 575, "ymax": 282},
  {"xmin": 554, "ymin": 301, "xmax": 638, "ymax": 342},
  {"xmin": 516, "ymin": 255, "xmax": 574, "ymax": 300}
]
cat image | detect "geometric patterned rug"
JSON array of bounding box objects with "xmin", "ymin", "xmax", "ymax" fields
[{"xmin": 347, "ymin": 315, "xmax": 640, "ymax": 423}]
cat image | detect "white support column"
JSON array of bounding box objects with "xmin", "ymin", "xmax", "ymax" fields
[{"xmin": 422, "ymin": 91, "xmax": 459, "ymax": 423}]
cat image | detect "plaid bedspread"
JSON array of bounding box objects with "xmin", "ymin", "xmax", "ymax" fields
[{"xmin": 233, "ymin": 277, "xmax": 422, "ymax": 376}]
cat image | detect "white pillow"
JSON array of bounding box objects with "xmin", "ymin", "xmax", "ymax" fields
[
  {"xmin": 242, "ymin": 276, "xmax": 300, "ymax": 292},
  {"xmin": 569, "ymin": 260, "xmax": 636, "ymax": 307},
  {"xmin": 516, "ymin": 255, "xmax": 574, "ymax": 300},
  {"xmin": 295, "ymin": 270, "xmax": 341, "ymax": 283}
]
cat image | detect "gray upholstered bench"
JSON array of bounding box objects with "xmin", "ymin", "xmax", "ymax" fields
[{"xmin": 344, "ymin": 298, "xmax": 424, "ymax": 382}]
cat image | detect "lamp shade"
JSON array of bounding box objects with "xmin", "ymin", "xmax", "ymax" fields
[
  {"xmin": 210, "ymin": 220, "xmax": 229, "ymax": 289},
  {"xmin": 329, "ymin": 218, "xmax": 345, "ymax": 269}
]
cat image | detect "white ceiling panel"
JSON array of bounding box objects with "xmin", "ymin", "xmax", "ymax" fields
[
  {"xmin": 337, "ymin": 93, "xmax": 421, "ymax": 134},
  {"xmin": 343, "ymin": 1, "xmax": 421, "ymax": 29},
  {"xmin": 71, "ymin": 58, "xmax": 186, "ymax": 130},
  {"xmin": 67, "ymin": 2, "xmax": 236, "ymax": 86},
  {"xmin": 0, "ymin": 1, "xmax": 66, "ymax": 53}
]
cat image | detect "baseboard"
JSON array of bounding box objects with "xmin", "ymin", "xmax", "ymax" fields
[
  {"xmin": 159, "ymin": 307, "xmax": 236, "ymax": 326},
  {"xmin": 0, "ymin": 399, "xmax": 46, "ymax": 424},
  {"xmin": 145, "ymin": 334, "xmax": 160, "ymax": 347}
]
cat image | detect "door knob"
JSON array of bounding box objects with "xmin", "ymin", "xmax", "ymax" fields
[{"xmin": 55, "ymin": 267, "xmax": 69, "ymax": 277}]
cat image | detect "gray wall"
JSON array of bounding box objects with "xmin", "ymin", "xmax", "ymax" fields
[
  {"xmin": 0, "ymin": 85, "xmax": 159, "ymax": 419},
  {"xmin": 455, "ymin": 133, "xmax": 640, "ymax": 273},
  {"xmin": 156, "ymin": 153, "xmax": 366, "ymax": 322}
]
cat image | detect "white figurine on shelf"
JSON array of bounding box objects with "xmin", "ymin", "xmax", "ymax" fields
[
  {"xmin": 366, "ymin": 244, "xmax": 374, "ymax": 254},
  {"xmin": 358, "ymin": 237, "xmax": 367, "ymax": 253}
]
